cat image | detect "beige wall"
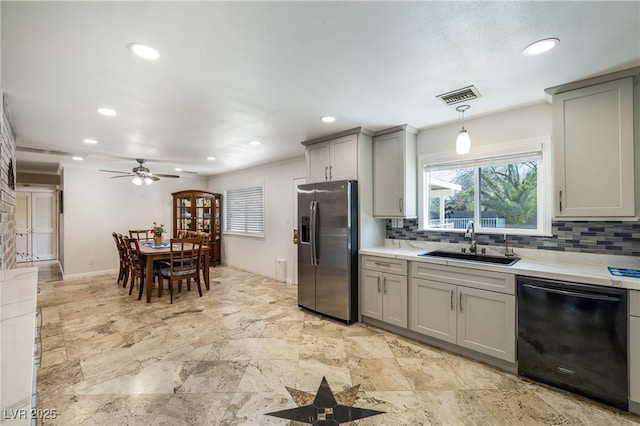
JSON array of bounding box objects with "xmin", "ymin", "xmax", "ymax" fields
[
  {"xmin": 17, "ymin": 172, "xmax": 60, "ymax": 186},
  {"xmin": 208, "ymin": 157, "xmax": 305, "ymax": 283},
  {"xmin": 62, "ymin": 166, "xmax": 208, "ymax": 277},
  {"xmin": 418, "ymin": 102, "xmax": 552, "ymax": 156}
]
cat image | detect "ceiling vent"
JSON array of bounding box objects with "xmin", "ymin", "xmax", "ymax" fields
[{"xmin": 436, "ymin": 85, "xmax": 481, "ymax": 106}]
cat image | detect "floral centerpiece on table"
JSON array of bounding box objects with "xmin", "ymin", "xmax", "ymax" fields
[
  {"xmin": 151, "ymin": 222, "xmax": 166, "ymax": 236},
  {"xmin": 151, "ymin": 222, "xmax": 166, "ymax": 245}
]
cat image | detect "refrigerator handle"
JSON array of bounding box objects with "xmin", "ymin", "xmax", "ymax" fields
[{"xmin": 310, "ymin": 201, "xmax": 318, "ymax": 265}]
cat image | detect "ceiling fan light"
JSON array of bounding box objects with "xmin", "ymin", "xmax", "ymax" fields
[
  {"xmin": 132, "ymin": 176, "xmax": 143, "ymax": 185},
  {"xmin": 144, "ymin": 177, "xmax": 153, "ymax": 185},
  {"xmin": 456, "ymin": 129, "xmax": 471, "ymax": 154}
]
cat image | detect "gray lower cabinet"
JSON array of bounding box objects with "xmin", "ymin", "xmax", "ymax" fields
[
  {"xmin": 456, "ymin": 286, "xmax": 515, "ymax": 362},
  {"xmin": 361, "ymin": 255, "xmax": 408, "ymax": 328},
  {"xmin": 630, "ymin": 290, "xmax": 640, "ymax": 412},
  {"xmin": 410, "ymin": 263, "xmax": 516, "ymax": 363},
  {"xmin": 411, "ymin": 279, "xmax": 456, "ymax": 344}
]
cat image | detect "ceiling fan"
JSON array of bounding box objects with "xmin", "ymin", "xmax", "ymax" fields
[{"xmin": 99, "ymin": 159, "xmax": 180, "ymax": 185}]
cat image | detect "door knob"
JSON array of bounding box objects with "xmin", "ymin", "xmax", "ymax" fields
[{"xmin": 293, "ymin": 229, "xmax": 299, "ymax": 244}]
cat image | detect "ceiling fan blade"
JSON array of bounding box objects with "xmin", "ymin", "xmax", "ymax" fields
[
  {"xmin": 152, "ymin": 173, "xmax": 180, "ymax": 178},
  {"xmin": 149, "ymin": 175, "xmax": 160, "ymax": 182},
  {"xmin": 109, "ymin": 175, "xmax": 133, "ymax": 179},
  {"xmin": 100, "ymin": 169, "xmax": 131, "ymax": 174}
]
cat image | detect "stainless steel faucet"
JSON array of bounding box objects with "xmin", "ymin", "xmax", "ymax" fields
[
  {"xmin": 465, "ymin": 220, "xmax": 477, "ymax": 254},
  {"xmin": 504, "ymin": 233, "xmax": 515, "ymax": 257}
]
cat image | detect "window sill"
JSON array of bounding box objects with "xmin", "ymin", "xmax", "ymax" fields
[
  {"xmin": 419, "ymin": 228, "xmax": 553, "ymax": 238},
  {"xmin": 223, "ymin": 231, "xmax": 265, "ymax": 239}
]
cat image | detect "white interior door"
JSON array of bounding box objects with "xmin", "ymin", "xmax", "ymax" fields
[
  {"xmin": 15, "ymin": 189, "xmax": 57, "ymax": 262},
  {"xmin": 32, "ymin": 192, "xmax": 57, "ymax": 261},
  {"xmin": 15, "ymin": 191, "xmax": 31, "ymax": 262},
  {"xmin": 292, "ymin": 177, "xmax": 306, "ymax": 285}
]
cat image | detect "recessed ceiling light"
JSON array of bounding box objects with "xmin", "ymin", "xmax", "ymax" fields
[
  {"xmin": 249, "ymin": 140, "xmax": 262, "ymax": 146},
  {"xmin": 174, "ymin": 167, "xmax": 182, "ymax": 171},
  {"xmin": 82, "ymin": 138, "xmax": 98, "ymax": 144},
  {"xmin": 523, "ymin": 38, "xmax": 560, "ymax": 56},
  {"xmin": 321, "ymin": 116, "xmax": 336, "ymax": 123},
  {"xmin": 207, "ymin": 156, "xmax": 216, "ymax": 161},
  {"xmin": 72, "ymin": 156, "xmax": 83, "ymax": 161},
  {"xmin": 97, "ymin": 107, "xmax": 117, "ymax": 117},
  {"xmin": 127, "ymin": 43, "xmax": 160, "ymax": 60}
]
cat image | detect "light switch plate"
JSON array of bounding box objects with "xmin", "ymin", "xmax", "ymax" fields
[{"xmin": 391, "ymin": 218, "xmax": 404, "ymax": 228}]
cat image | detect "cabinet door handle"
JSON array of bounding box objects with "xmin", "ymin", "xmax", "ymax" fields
[
  {"xmin": 383, "ymin": 277, "xmax": 387, "ymax": 294},
  {"xmin": 329, "ymin": 165, "xmax": 332, "ymax": 180},
  {"xmin": 399, "ymin": 197, "xmax": 403, "ymax": 213},
  {"xmin": 325, "ymin": 166, "xmax": 328, "ymax": 181},
  {"xmin": 459, "ymin": 292, "xmax": 463, "ymax": 313},
  {"xmin": 559, "ymin": 188, "xmax": 563, "ymax": 212},
  {"xmin": 450, "ymin": 290, "xmax": 454, "ymax": 311},
  {"xmin": 377, "ymin": 276, "xmax": 381, "ymax": 293},
  {"xmin": 374, "ymin": 261, "xmax": 391, "ymax": 268}
]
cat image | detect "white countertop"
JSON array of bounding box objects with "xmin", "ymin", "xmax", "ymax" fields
[
  {"xmin": 360, "ymin": 240, "xmax": 640, "ymax": 291},
  {"xmin": 1, "ymin": 267, "xmax": 38, "ymax": 424}
]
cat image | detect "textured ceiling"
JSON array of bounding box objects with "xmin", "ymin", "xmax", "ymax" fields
[{"xmin": 2, "ymin": 1, "xmax": 639, "ymax": 176}]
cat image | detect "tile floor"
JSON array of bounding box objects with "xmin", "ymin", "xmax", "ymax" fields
[{"xmin": 34, "ymin": 265, "xmax": 640, "ymax": 425}]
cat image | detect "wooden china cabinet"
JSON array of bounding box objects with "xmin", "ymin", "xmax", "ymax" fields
[{"xmin": 172, "ymin": 190, "xmax": 222, "ymax": 266}]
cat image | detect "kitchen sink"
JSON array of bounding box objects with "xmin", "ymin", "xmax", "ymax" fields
[{"xmin": 418, "ymin": 250, "xmax": 520, "ymax": 266}]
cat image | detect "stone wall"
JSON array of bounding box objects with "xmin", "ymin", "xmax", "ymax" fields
[{"xmin": 0, "ymin": 94, "xmax": 17, "ymax": 269}]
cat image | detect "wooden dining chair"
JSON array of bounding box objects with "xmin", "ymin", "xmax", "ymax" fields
[
  {"xmin": 196, "ymin": 231, "xmax": 211, "ymax": 289},
  {"xmin": 122, "ymin": 236, "xmax": 159, "ymax": 300},
  {"xmin": 112, "ymin": 232, "xmax": 129, "ymax": 287},
  {"xmin": 111, "ymin": 232, "xmax": 127, "ymax": 284},
  {"xmin": 158, "ymin": 237, "xmax": 203, "ymax": 304},
  {"xmin": 117, "ymin": 234, "xmax": 132, "ymax": 288},
  {"xmin": 129, "ymin": 229, "xmax": 152, "ymax": 241}
]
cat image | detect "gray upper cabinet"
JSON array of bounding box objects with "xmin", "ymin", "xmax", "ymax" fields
[
  {"xmin": 552, "ymin": 76, "xmax": 635, "ymax": 218},
  {"xmin": 305, "ymin": 133, "xmax": 358, "ymax": 183},
  {"xmin": 373, "ymin": 125, "xmax": 418, "ymax": 218}
]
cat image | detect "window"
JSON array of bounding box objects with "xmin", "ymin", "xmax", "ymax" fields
[
  {"xmin": 224, "ymin": 184, "xmax": 264, "ymax": 237},
  {"xmin": 420, "ymin": 138, "xmax": 550, "ymax": 235}
]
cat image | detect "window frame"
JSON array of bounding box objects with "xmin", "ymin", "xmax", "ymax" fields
[
  {"xmin": 418, "ymin": 137, "xmax": 552, "ymax": 236},
  {"xmin": 223, "ymin": 183, "xmax": 265, "ymax": 238}
]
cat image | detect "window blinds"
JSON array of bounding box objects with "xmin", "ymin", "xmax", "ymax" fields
[{"xmin": 224, "ymin": 185, "xmax": 264, "ymax": 236}]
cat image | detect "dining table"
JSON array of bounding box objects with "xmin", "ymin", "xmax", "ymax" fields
[{"xmin": 138, "ymin": 241, "xmax": 210, "ymax": 303}]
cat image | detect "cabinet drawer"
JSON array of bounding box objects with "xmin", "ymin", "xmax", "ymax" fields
[
  {"xmin": 411, "ymin": 262, "xmax": 515, "ymax": 295},
  {"xmin": 361, "ymin": 255, "xmax": 407, "ymax": 275},
  {"xmin": 631, "ymin": 290, "xmax": 640, "ymax": 317}
]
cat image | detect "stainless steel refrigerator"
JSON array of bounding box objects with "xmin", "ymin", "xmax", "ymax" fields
[{"xmin": 297, "ymin": 180, "xmax": 358, "ymax": 323}]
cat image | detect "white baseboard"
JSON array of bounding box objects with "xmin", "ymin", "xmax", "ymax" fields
[{"xmin": 63, "ymin": 268, "xmax": 119, "ymax": 280}]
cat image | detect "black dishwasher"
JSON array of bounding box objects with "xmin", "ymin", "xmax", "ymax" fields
[{"xmin": 517, "ymin": 276, "xmax": 627, "ymax": 410}]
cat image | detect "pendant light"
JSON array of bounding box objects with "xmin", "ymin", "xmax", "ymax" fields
[{"xmin": 455, "ymin": 104, "xmax": 471, "ymax": 155}]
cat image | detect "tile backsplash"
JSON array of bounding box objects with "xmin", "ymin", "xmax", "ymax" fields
[{"xmin": 386, "ymin": 219, "xmax": 640, "ymax": 257}]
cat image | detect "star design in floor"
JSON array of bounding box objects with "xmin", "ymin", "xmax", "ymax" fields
[{"xmin": 265, "ymin": 376, "xmax": 385, "ymax": 425}]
